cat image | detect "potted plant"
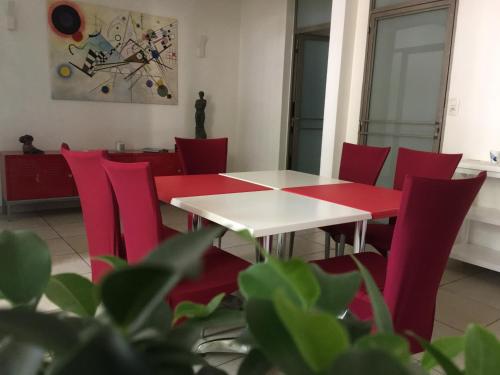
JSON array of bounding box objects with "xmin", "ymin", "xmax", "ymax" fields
[{"xmin": 0, "ymin": 228, "xmax": 499, "ymax": 374}]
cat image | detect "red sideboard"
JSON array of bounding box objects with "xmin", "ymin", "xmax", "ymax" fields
[{"xmin": 1, "ymin": 151, "xmax": 182, "ymax": 216}]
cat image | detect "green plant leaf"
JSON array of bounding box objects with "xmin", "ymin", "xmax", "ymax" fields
[
  {"xmin": 131, "ymin": 302, "xmax": 172, "ymax": 339},
  {"xmin": 311, "ymin": 265, "xmax": 361, "ymax": 316},
  {"xmin": 411, "ymin": 334, "xmax": 462, "ymax": 375},
  {"xmin": 237, "ymin": 349, "xmax": 273, "ymax": 375},
  {"xmin": 245, "ymin": 298, "xmax": 314, "ymax": 375},
  {"xmin": 146, "ymin": 226, "xmax": 225, "ymax": 278},
  {"xmin": 355, "ymin": 334, "xmax": 410, "ymax": 363},
  {"xmin": 100, "ymin": 265, "xmax": 179, "ymax": 332},
  {"xmin": 45, "ymin": 274, "xmax": 100, "ymax": 317},
  {"xmin": 329, "ymin": 348, "xmax": 412, "ymax": 375},
  {"xmin": 339, "ymin": 315, "xmax": 372, "ymax": 343},
  {"xmin": 422, "ymin": 336, "xmax": 464, "ymax": 370},
  {"xmin": 465, "ymin": 324, "xmax": 500, "ymax": 375},
  {"xmin": 273, "ymin": 290, "xmax": 349, "ymax": 372},
  {"xmin": 239, "ymin": 257, "xmax": 320, "ymax": 308},
  {"xmin": 352, "ymin": 256, "xmax": 393, "ymax": 333},
  {"xmin": 92, "ymin": 255, "xmax": 128, "ymax": 270},
  {"xmin": 173, "ymin": 293, "xmax": 225, "ymax": 324},
  {"xmin": 0, "ymin": 309, "xmax": 79, "ymax": 355},
  {"xmin": 0, "ymin": 341, "xmax": 44, "ymax": 375},
  {"xmin": 51, "ymin": 327, "xmax": 151, "ymax": 375},
  {"xmin": 0, "ymin": 231, "xmax": 51, "ymax": 305}
]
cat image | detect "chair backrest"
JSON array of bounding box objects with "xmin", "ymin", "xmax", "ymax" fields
[
  {"xmin": 393, "ymin": 148, "xmax": 462, "ymax": 190},
  {"xmin": 383, "ymin": 171, "xmax": 486, "ymax": 351},
  {"xmin": 338, "ymin": 142, "xmax": 391, "ymax": 185},
  {"xmin": 61, "ymin": 144, "xmax": 122, "ymax": 282},
  {"xmin": 101, "ymin": 160, "xmax": 164, "ymax": 263},
  {"xmin": 175, "ymin": 137, "xmax": 228, "ymax": 174}
]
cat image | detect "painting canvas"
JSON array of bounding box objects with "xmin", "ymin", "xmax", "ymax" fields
[{"xmin": 47, "ymin": 0, "xmax": 178, "ymax": 105}]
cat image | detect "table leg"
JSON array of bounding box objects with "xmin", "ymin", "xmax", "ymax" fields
[
  {"xmin": 256, "ymin": 235, "xmax": 273, "ymax": 263},
  {"xmin": 360, "ymin": 220, "xmax": 367, "ymax": 252},
  {"xmin": 353, "ymin": 221, "xmax": 361, "ymax": 253},
  {"xmin": 190, "ymin": 214, "xmax": 198, "ymax": 232},
  {"xmin": 276, "ymin": 233, "xmax": 286, "ymax": 260},
  {"xmin": 353, "ymin": 220, "xmax": 368, "ymax": 253}
]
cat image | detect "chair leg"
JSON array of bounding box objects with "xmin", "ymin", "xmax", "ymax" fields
[
  {"xmin": 337, "ymin": 234, "xmax": 346, "ymax": 256},
  {"xmin": 324, "ymin": 232, "xmax": 331, "ymax": 259},
  {"xmin": 288, "ymin": 232, "xmax": 295, "ymax": 259}
]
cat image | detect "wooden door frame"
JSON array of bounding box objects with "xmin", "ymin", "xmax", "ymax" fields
[{"xmin": 358, "ymin": 0, "xmax": 458, "ymax": 151}]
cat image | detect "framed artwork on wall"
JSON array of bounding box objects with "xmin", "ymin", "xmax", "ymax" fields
[{"xmin": 47, "ymin": 0, "xmax": 178, "ymax": 105}]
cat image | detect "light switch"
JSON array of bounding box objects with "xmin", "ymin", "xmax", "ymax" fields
[{"xmin": 448, "ymin": 98, "xmax": 459, "ymax": 116}]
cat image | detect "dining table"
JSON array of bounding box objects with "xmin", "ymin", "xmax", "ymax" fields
[{"xmin": 155, "ymin": 170, "xmax": 402, "ymax": 260}]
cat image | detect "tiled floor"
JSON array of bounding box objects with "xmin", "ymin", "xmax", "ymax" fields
[{"xmin": 2, "ymin": 205, "xmax": 500, "ymax": 374}]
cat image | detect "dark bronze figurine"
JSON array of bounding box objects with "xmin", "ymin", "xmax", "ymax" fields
[
  {"xmin": 19, "ymin": 135, "xmax": 44, "ymax": 154},
  {"xmin": 195, "ymin": 91, "xmax": 207, "ymax": 139}
]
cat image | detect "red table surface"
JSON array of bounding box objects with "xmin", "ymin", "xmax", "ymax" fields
[
  {"xmin": 155, "ymin": 174, "xmax": 271, "ymax": 203},
  {"xmin": 284, "ymin": 183, "xmax": 402, "ymax": 219}
]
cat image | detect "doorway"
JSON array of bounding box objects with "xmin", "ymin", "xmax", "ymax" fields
[
  {"xmin": 289, "ymin": 32, "xmax": 330, "ymax": 174},
  {"xmin": 359, "ymin": 0, "xmax": 457, "ymax": 187}
]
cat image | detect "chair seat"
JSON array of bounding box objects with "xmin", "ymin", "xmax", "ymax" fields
[
  {"xmin": 168, "ymin": 247, "xmax": 250, "ymax": 307},
  {"xmin": 365, "ymin": 223, "xmax": 395, "ymax": 256},
  {"xmin": 321, "ymin": 222, "xmax": 356, "ymax": 243},
  {"xmin": 321, "ymin": 223, "xmax": 395, "ymax": 257},
  {"xmin": 312, "ymin": 252, "xmax": 387, "ymax": 292}
]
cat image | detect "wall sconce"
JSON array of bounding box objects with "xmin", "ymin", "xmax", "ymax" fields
[
  {"xmin": 197, "ymin": 35, "xmax": 208, "ymax": 58},
  {"xmin": 7, "ymin": 1, "xmax": 16, "ymax": 31}
]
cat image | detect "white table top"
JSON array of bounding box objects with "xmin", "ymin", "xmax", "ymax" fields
[
  {"xmin": 171, "ymin": 190, "xmax": 371, "ymax": 237},
  {"xmin": 220, "ymin": 170, "xmax": 348, "ymax": 190}
]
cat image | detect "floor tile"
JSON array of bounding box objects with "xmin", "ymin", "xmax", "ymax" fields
[
  {"xmin": 216, "ymin": 357, "xmax": 244, "ymax": 373},
  {"xmin": 51, "ymin": 254, "xmax": 91, "ymax": 275},
  {"xmin": 41, "ymin": 209, "xmax": 83, "ymax": 226},
  {"xmin": 28, "ymin": 226, "xmax": 60, "ymax": 241},
  {"xmin": 486, "ymin": 319, "xmax": 500, "ymax": 338},
  {"xmin": 432, "ymin": 320, "xmax": 463, "ymax": 339},
  {"xmin": 38, "ymin": 295, "xmax": 60, "ymax": 313},
  {"xmin": 220, "ymin": 231, "xmax": 249, "ymax": 248},
  {"xmin": 64, "ymin": 234, "xmax": 88, "ymax": 253},
  {"xmin": 435, "ymin": 289, "xmax": 500, "ymax": 331},
  {"xmin": 442, "ymin": 270, "xmax": 500, "ymax": 310},
  {"xmin": 51, "ymin": 222, "xmax": 86, "ymax": 237},
  {"xmin": 45, "ymin": 238, "xmax": 77, "ymax": 256},
  {"xmin": 0, "ymin": 215, "xmax": 48, "ymax": 230},
  {"xmin": 440, "ymin": 259, "xmax": 482, "ymax": 286}
]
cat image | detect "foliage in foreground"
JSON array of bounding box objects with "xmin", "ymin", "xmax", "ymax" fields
[{"xmin": 0, "ymin": 228, "xmax": 499, "ymax": 374}]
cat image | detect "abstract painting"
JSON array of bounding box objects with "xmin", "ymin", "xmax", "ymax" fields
[{"xmin": 47, "ymin": 1, "xmax": 178, "ymax": 105}]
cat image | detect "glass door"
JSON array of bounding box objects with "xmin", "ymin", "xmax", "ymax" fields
[
  {"xmin": 289, "ymin": 35, "xmax": 330, "ymax": 174},
  {"xmin": 360, "ymin": 1, "xmax": 457, "ymax": 187}
]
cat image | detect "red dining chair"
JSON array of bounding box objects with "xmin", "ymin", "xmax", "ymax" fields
[
  {"xmin": 175, "ymin": 137, "xmax": 228, "ymax": 175},
  {"xmin": 338, "ymin": 142, "xmax": 391, "ymax": 185},
  {"xmin": 60, "ymin": 144, "xmax": 123, "ymax": 282},
  {"xmin": 324, "ymin": 147, "xmax": 462, "ymax": 257},
  {"xmin": 314, "ymin": 171, "xmax": 486, "ymax": 352},
  {"xmin": 175, "ymin": 137, "xmax": 229, "ymax": 244},
  {"xmin": 292, "ymin": 143, "xmax": 390, "ymax": 259},
  {"xmin": 101, "ymin": 159, "xmax": 250, "ymax": 306}
]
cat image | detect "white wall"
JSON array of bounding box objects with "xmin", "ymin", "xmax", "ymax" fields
[
  {"xmin": 0, "ymin": 0, "xmax": 241, "ymax": 167},
  {"xmin": 235, "ymin": 0, "xmax": 293, "ymax": 171},
  {"xmin": 441, "ymin": 0, "xmax": 500, "ymax": 160},
  {"xmin": 324, "ymin": 0, "xmax": 500, "ymax": 177}
]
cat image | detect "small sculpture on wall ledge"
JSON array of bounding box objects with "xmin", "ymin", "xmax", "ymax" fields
[
  {"xmin": 19, "ymin": 135, "xmax": 44, "ymax": 155},
  {"xmin": 195, "ymin": 91, "xmax": 207, "ymax": 139}
]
